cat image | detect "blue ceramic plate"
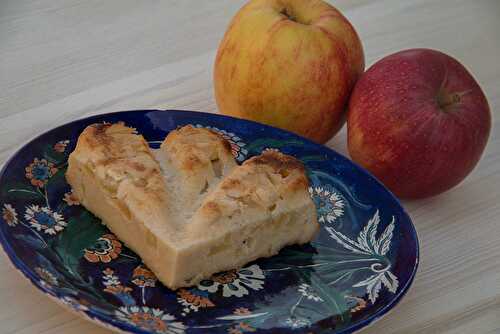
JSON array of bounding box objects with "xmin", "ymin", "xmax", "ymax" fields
[{"xmin": 0, "ymin": 110, "xmax": 418, "ymax": 334}]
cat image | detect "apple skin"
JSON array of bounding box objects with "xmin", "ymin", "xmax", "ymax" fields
[
  {"xmin": 348, "ymin": 49, "xmax": 491, "ymax": 199},
  {"xmin": 214, "ymin": 0, "xmax": 364, "ymax": 143}
]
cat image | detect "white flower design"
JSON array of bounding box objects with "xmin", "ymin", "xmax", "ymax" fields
[
  {"xmin": 102, "ymin": 268, "xmax": 121, "ymax": 287},
  {"xmin": 35, "ymin": 267, "xmax": 58, "ymax": 287},
  {"xmin": 353, "ymin": 266, "xmax": 399, "ymax": 304},
  {"xmin": 325, "ymin": 210, "xmax": 399, "ymax": 303},
  {"xmin": 101, "ymin": 268, "xmax": 133, "ymax": 296},
  {"xmin": 326, "ymin": 210, "xmax": 394, "ymax": 256},
  {"xmin": 197, "ymin": 264, "xmax": 265, "ymax": 297},
  {"xmin": 177, "ymin": 298, "xmax": 196, "ymax": 316},
  {"xmin": 2, "ymin": 204, "xmax": 19, "ymax": 226},
  {"xmin": 285, "ymin": 316, "xmax": 311, "ymax": 328},
  {"xmin": 195, "ymin": 124, "xmax": 248, "ymax": 162},
  {"xmin": 115, "ymin": 306, "xmax": 185, "ymax": 334},
  {"xmin": 297, "ymin": 283, "xmax": 323, "ymax": 302},
  {"xmin": 24, "ymin": 205, "xmax": 66, "ymax": 235},
  {"xmin": 309, "ymin": 186, "xmax": 345, "ymax": 223},
  {"xmin": 61, "ymin": 296, "xmax": 89, "ymax": 312}
]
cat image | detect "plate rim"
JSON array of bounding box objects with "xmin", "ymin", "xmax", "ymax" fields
[{"xmin": 0, "ymin": 109, "xmax": 419, "ymax": 334}]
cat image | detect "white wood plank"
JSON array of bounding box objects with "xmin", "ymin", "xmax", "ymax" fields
[{"xmin": 0, "ymin": 0, "xmax": 499, "ymax": 333}]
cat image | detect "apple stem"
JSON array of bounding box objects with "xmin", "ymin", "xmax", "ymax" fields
[
  {"xmin": 437, "ymin": 91, "xmax": 464, "ymax": 111},
  {"xmin": 280, "ymin": 7, "xmax": 296, "ymax": 22}
]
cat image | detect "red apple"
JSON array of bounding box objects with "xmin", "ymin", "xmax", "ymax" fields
[{"xmin": 347, "ymin": 49, "xmax": 491, "ymax": 199}]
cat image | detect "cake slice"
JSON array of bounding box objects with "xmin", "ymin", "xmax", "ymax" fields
[{"xmin": 66, "ymin": 122, "xmax": 319, "ymax": 289}]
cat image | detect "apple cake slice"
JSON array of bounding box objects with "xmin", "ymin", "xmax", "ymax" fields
[{"xmin": 66, "ymin": 122, "xmax": 318, "ymax": 289}]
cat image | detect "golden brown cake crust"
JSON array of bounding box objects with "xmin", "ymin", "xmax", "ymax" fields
[
  {"xmin": 244, "ymin": 150, "xmax": 310, "ymax": 192},
  {"xmin": 72, "ymin": 122, "xmax": 167, "ymax": 206},
  {"xmin": 189, "ymin": 149, "xmax": 316, "ymax": 234},
  {"xmin": 162, "ymin": 125, "xmax": 234, "ymax": 174}
]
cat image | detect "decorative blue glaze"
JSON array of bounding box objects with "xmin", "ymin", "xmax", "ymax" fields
[{"xmin": 0, "ymin": 110, "xmax": 419, "ymax": 334}]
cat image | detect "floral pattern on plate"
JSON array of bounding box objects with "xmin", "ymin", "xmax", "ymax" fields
[
  {"xmin": 0, "ymin": 110, "xmax": 418, "ymax": 334},
  {"xmin": 198, "ymin": 264, "xmax": 265, "ymax": 298},
  {"xmin": 116, "ymin": 306, "xmax": 186, "ymax": 334}
]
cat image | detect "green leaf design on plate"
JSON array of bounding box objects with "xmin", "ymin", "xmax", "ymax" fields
[
  {"xmin": 13, "ymin": 234, "xmax": 47, "ymax": 249},
  {"xmin": 46, "ymin": 166, "xmax": 67, "ymax": 187},
  {"xmin": 2, "ymin": 183, "xmax": 44, "ymax": 200},
  {"xmin": 42, "ymin": 144, "xmax": 66, "ymax": 165},
  {"xmin": 51, "ymin": 210, "xmax": 107, "ymax": 274},
  {"xmin": 297, "ymin": 270, "xmax": 351, "ymax": 324}
]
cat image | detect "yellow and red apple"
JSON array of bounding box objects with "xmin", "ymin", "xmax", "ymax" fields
[
  {"xmin": 348, "ymin": 49, "xmax": 491, "ymax": 198},
  {"xmin": 214, "ymin": 0, "xmax": 364, "ymax": 143}
]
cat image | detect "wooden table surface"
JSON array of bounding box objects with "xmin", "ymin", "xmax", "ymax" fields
[{"xmin": 1, "ymin": 0, "xmax": 499, "ymax": 333}]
